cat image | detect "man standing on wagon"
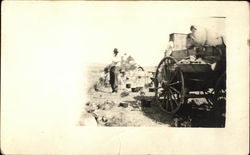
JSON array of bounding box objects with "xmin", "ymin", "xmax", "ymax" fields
[{"xmin": 110, "ymin": 48, "xmax": 121, "ymax": 93}]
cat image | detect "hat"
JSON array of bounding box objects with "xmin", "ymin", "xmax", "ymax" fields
[
  {"xmin": 113, "ymin": 48, "xmax": 119, "ymax": 53},
  {"xmin": 190, "ymin": 25, "xmax": 197, "ymax": 31}
]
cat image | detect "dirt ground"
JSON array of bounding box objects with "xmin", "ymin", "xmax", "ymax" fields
[
  {"xmin": 84, "ymin": 87, "xmax": 173, "ymax": 127},
  {"xmin": 79, "ymin": 63, "xmax": 225, "ymax": 127}
]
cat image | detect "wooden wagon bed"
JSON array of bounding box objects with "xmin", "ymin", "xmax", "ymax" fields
[{"xmin": 154, "ymin": 43, "xmax": 226, "ymax": 114}]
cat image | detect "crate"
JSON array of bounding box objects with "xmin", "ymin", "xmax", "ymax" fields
[
  {"xmin": 170, "ymin": 33, "xmax": 188, "ymax": 51},
  {"xmin": 171, "ymin": 49, "xmax": 188, "ymax": 61}
]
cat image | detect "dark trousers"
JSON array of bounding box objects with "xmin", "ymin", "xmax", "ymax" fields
[{"xmin": 109, "ymin": 66, "xmax": 119, "ymax": 92}]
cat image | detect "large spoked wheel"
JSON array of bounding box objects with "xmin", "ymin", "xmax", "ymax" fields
[
  {"xmin": 154, "ymin": 57, "xmax": 185, "ymax": 114},
  {"xmin": 213, "ymin": 71, "xmax": 226, "ymax": 126}
]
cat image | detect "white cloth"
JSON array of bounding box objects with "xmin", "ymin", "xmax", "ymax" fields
[{"xmin": 190, "ymin": 25, "xmax": 225, "ymax": 46}]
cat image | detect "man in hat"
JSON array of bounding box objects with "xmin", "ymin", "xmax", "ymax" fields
[{"xmin": 109, "ymin": 48, "xmax": 121, "ymax": 93}]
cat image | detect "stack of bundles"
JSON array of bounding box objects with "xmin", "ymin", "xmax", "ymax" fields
[
  {"xmin": 120, "ymin": 54, "xmax": 148, "ymax": 89},
  {"xmin": 120, "ymin": 55, "xmax": 138, "ymax": 72},
  {"xmin": 103, "ymin": 55, "xmax": 138, "ymax": 73}
]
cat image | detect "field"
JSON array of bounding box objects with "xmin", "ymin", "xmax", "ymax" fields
[{"xmin": 79, "ymin": 63, "xmax": 225, "ymax": 127}]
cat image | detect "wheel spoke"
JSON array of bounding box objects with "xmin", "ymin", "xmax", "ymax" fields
[
  {"xmin": 170, "ymin": 94, "xmax": 177, "ymax": 109},
  {"xmin": 169, "ymin": 70, "xmax": 177, "ymax": 83},
  {"xmin": 164, "ymin": 59, "xmax": 174, "ymax": 81},
  {"xmin": 159, "ymin": 88, "xmax": 166, "ymax": 97},
  {"xmin": 164, "ymin": 66, "xmax": 171, "ymax": 81},
  {"xmin": 154, "ymin": 78, "xmax": 159, "ymax": 87},
  {"xmin": 163, "ymin": 91, "xmax": 168, "ymax": 110},
  {"xmin": 155, "ymin": 86, "xmax": 163, "ymax": 90},
  {"xmin": 169, "ymin": 89, "xmax": 179, "ymax": 106},
  {"xmin": 170, "ymin": 86, "xmax": 181, "ymax": 94},
  {"xmin": 169, "ymin": 94, "xmax": 174, "ymax": 111},
  {"xmin": 166, "ymin": 91, "xmax": 171, "ymax": 111},
  {"xmin": 169, "ymin": 80, "xmax": 181, "ymax": 86}
]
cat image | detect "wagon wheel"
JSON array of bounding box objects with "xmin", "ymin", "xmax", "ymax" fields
[
  {"xmin": 213, "ymin": 71, "xmax": 226, "ymax": 126},
  {"xmin": 154, "ymin": 57, "xmax": 185, "ymax": 114}
]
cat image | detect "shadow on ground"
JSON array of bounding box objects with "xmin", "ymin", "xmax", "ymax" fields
[
  {"xmin": 176, "ymin": 103, "xmax": 225, "ymax": 128},
  {"xmin": 125, "ymin": 95, "xmax": 225, "ymax": 127},
  {"xmin": 124, "ymin": 95, "xmax": 173, "ymax": 125}
]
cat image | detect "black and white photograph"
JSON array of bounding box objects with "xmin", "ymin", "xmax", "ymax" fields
[
  {"xmin": 1, "ymin": 1, "xmax": 249, "ymax": 155},
  {"xmin": 81, "ymin": 16, "xmax": 226, "ymax": 127}
]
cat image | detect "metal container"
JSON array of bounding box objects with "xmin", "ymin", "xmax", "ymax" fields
[
  {"xmin": 126, "ymin": 83, "xmax": 131, "ymax": 88},
  {"xmin": 119, "ymin": 102, "xmax": 128, "ymax": 108},
  {"xmin": 131, "ymin": 88, "xmax": 138, "ymax": 92},
  {"xmin": 149, "ymin": 88, "xmax": 155, "ymax": 92}
]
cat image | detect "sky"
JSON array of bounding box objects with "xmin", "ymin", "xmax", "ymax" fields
[
  {"xmin": 80, "ymin": 16, "xmax": 225, "ymax": 66},
  {"xmin": 2, "ymin": 2, "xmax": 225, "ymax": 67}
]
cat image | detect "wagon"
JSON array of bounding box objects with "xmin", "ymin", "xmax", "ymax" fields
[{"xmin": 154, "ymin": 33, "xmax": 226, "ymax": 115}]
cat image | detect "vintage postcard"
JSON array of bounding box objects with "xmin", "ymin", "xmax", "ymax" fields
[{"xmin": 1, "ymin": 1, "xmax": 249, "ymax": 155}]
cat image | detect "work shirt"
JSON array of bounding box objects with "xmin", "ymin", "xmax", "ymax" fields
[
  {"xmin": 111, "ymin": 53, "xmax": 121, "ymax": 67},
  {"xmin": 165, "ymin": 41, "xmax": 175, "ymax": 57}
]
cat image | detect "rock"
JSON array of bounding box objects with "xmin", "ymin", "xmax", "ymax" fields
[
  {"xmin": 88, "ymin": 88, "xmax": 96, "ymax": 93},
  {"xmin": 102, "ymin": 116, "xmax": 108, "ymax": 122},
  {"xmin": 97, "ymin": 104, "xmax": 104, "ymax": 110},
  {"xmin": 106, "ymin": 113, "xmax": 125, "ymax": 126},
  {"xmin": 172, "ymin": 117, "xmax": 179, "ymax": 127},
  {"xmin": 97, "ymin": 116, "xmax": 103, "ymax": 122},
  {"xmin": 139, "ymin": 89, "xmax": 146, "ymax": 96},
  {"xmin": 104, "ymin": 100, "xmax": 115, "ymax": 110},
  {"xmin": 96, "ymin": 101, "xmax": 115, "ymax": 111},
  {"xmin": 120, "ymin": 91, "xmax": 129, "ymax": 97},
  {"xmin": 79, "ymin": 113, "xmax": 97, "ymax": 126},
  {"xmin": 91, "ymin": 112, "xmax": 98, "ymax": 119},
  {"xmin": 85, "ymin": 103, "xmax": 97, "ymax": 113},
  {"xmin": 131, "ymin": 87, "xmax": 140, "ymax": 92},
  {"xmin": 103, "ymin": 104, "xmax": 113, "ymax": 110},
  {"xmin": 136, "ymin": 100, "xmax": 142, "ymax": 110},
  {"xmin": 86, "ymin": 107, "xmax": 95, "ymax": 113},
  {"xmin": 119, "ymin": 102, "xmax": 129, "ymax": 108},
  {"xmin": 130, "ymin": 101, "xmax": 139, "ymax": 109},
  {"xmin": 85, "ymin": 102, "xmax": 91, "ymax": 106}
]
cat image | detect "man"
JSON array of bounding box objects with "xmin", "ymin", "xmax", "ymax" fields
[
  {"xmin": 109, "ymin": 48, "xmax": 121, "ymax": 93},
  {"xmin": 164, "ymin": 35, "xmax": 175, "ymax": 57}
]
